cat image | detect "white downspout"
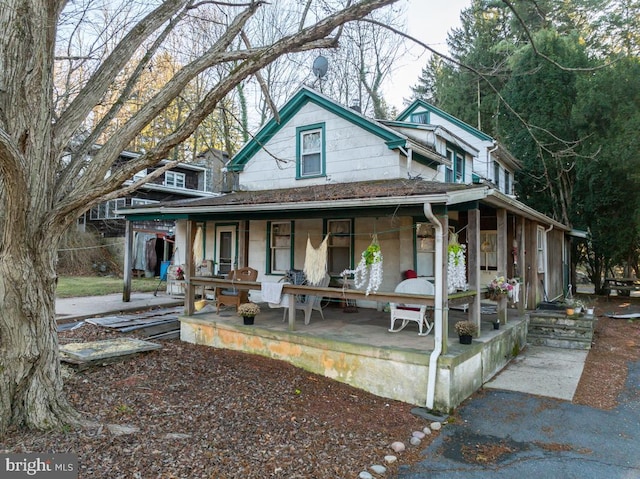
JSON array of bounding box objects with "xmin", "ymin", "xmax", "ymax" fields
[
  {"xmin": 398, "ymin": 144, "xmax": 413, "ymax": 177},
  {"xmin": 425, "ymin": 202, "xmax": 444, "ymax": 410}
]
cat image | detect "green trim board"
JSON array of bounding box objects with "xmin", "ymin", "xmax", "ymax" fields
[
  {"xmin": 396, "ymin": 100, "xmax": 493, "ymax": 142},
  {"xmin": 228, "ymin": 87, "xmax": 406, "ymax": 172}
]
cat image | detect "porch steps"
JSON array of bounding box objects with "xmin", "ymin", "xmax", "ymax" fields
[{"xmin": 527, "ymin": 311, "xmax": 596, "ymax": 350}]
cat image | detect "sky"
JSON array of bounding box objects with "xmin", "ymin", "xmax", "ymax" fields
[{"xmin": 383, "ymin": 0, "xmax": 471, "ymax": 112}]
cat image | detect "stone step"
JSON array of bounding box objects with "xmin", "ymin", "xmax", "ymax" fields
[
  {"xmin": 527, "ymin": 312, "xmax": 595, "ymax": 350},
  {"xmin": 527, "ymin": 333, "xmax": 593, "ymax": 350}
]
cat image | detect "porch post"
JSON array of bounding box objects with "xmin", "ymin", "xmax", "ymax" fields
[
  {"xmin": 184, "ymin": 219, "xmax": 196, "ymax": 316},
  {"xmin": 122, "ymin": 219, "xmax": 133, "ymax": 302},
  {"xmin": 496, "ymin": 208, "xmax": 508, "ymax": 277},
  {"xmin": 517, "ymin": 216, "xmax": 526, "ymax": 314},
  {"xmin": 467, "ymin": 207, "xmax": 482, "ymax": 333},
  {"xmin": 287, "ymin": 294, "xmax": 296, "ymax": 331}
]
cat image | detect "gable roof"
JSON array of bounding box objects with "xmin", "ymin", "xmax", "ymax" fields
[
  {"xmin": 227, "ymin": 86, "xmax": 409, "ymax": 172},
  {"xmin": 396, "ymin": 100, "xmax": 493, "ymax": 143}
]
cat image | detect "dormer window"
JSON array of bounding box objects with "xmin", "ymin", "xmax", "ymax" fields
[
  {"xmin": 165, "ymin": 171, "xmax": 185, "ymax": 188},
  {"xmin": 296, "ymin": 123, "xmax": 325, "ymax": 178}
]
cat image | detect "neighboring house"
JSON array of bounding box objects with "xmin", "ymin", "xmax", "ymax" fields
[
  {"xmin": 393, "ymin": 100, "xmax": 521, "ymax": 196},
  {"xmin": 80, "ymin": 149, "xmax": 218, "ymax": 276},
  {"xmin": 119, "ymin": 86, "xmax": 574, "ymax": 409}
]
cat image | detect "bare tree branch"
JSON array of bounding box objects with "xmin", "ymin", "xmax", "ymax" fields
[
  {"xmin": 53, "ymin": 0, "xmax": 191, "ymax": 151},
  {"xmin": 54, "ymin": 0, "xmax": 400, "ymax": 221}
]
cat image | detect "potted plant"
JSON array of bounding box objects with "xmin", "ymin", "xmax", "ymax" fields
[
  {"xmin": 237, "ymin": 302, "xmax": 260, "ymax": 325},
  {"xmin": 455, "ymin": 320, "xmax": 478, "ymax": 344},
  {"xmin": 583, "ymin": 297, "xmax": 596, "ymax": 316},
  {"xmin": 487, "ymin": 276, "xmax": 513, "ymax": 301},
  {"xmin": 492, "ymin": 318, "xmax": 501, "ymax": 330},
  {"xmin": 564, "ymin": 298, "xmax": 575, "ymax": 316},
  {"xmin": 573, "ymin": 299, "xmax": 584, "ymax": 315}
]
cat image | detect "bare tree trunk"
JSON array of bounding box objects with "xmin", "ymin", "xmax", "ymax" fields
[{"xmin": 0, "ymin": 246, "xmax": 79, "ymax": 434}]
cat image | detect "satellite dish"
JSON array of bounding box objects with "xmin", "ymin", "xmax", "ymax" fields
[{"xmin": 312, "ymin": 55, "xmax": 328, "ymax": 79}]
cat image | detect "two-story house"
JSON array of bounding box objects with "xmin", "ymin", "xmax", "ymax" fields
[{"xmin": 119, "ymin": 86, "xmax": 572, "ymax": 409}]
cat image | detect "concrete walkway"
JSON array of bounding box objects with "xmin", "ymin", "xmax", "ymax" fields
[
  {"xmin": 56, "ymin": 292, "xmax": 183, "ymax": 322},
  {"xmin": 484, "ymin": 345, "xmax": 588, "ymax": 401}
]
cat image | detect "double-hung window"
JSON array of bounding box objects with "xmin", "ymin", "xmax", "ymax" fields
[
  {"xmin": 445, "ymin": 146, "xmax": 465, "ymax": 183},
  {"xmin": 416, "ymin": 222, "xmax": 435, "ymax": 278},
  {"xmin": 480, "ymin": 231, "xmax": 498, "ymax": 271},
  {"xmin": 165, "ymin": 171, "xmax": 185, "ymax": 188},
  {"xmin": 505, "ymin": 170, "xmax": 511, "ymax": 195},
  {"xmin": 90, "ymin": 198, "xmax": 125, "ymax": 219},
  {"xmin": 269, "ymin": 221, "xmax": 292, "ymax": 274},
  {"xmin": 493, "ymin": 162, "xmax": 501, "ymax": 189},
  {"xmin": 326, "ymin": 219, "xmax": 353, "ymax": 276},
  {"xmin": 297, "ymin": 123, "xmax": 325, "ymax": 178}
]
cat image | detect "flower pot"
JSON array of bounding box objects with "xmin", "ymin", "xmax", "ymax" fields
[
  {"xmin": 459, "ymin": 334, "xmax": 473, "ymax": 345},
  {"xmin": 586, "ymin": 307, "xmax": 595, "ymax": 316},
  {"xmin": 565, "ymin": 308, "xmax": 574, "ymax": 316},
  {"xmin": 493, "ymin": 322, "xmax": 500, "ymax": 330},
  {"xmin": 242, "ymin": 316, "xmax": 255, "ymax": 325}
]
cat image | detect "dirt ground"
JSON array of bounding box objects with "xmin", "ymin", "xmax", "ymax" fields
[{"xmin": 1, "ymin": 296, "xmax": 638, "ymax": 478}]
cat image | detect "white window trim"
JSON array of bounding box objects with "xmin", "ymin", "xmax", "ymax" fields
[
  {"xmin": 165, "ymin": 171, "xmax": 186, "ymax": 188},
  {"xmin": 270, "ymin": 221, "xmax": 292, "ymax": 274},
  {"xmin": 90, "ymin": 198, "xmax": 126, "ymax": 220}
]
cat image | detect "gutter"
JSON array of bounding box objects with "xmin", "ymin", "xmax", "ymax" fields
[{"xmin": 424, "ymin": 202, "xmax": 444, "ymax": 410}]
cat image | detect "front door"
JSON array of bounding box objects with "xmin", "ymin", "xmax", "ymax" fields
[{"xmin": 215, "ymin": 225, "xmax": 237, "ymax": 275}]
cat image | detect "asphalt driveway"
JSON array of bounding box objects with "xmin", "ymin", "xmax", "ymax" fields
[{"xmin": 396, "ymin": 361, "xmax": 640, "ymax": 478}]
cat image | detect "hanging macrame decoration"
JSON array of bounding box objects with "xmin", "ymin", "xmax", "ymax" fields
[
  {"xmin": 342, "ymin": 234, "xmax": 383, "ymax": 295},
  {"xmin": 303, "ymin": 234, "xmax": 329, "ymax": 285},
  {"xmin": 447, "ymin": 230, "xmax": 467, "ymax": 293}
]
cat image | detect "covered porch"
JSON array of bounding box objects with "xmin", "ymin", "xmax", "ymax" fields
[{"xmin": 180, "ymin": 299, "xmax": 527, "ymax": 413}]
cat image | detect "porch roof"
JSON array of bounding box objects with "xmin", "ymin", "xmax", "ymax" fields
[
  {"xmin": 118, "ymin": 178, "xmax": 569, "ymax": 230},
  {"xmin": 119, "ymin": 179, "xmax": 484, "ymax": 219}
]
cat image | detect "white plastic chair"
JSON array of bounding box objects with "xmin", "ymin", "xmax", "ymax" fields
[
  {"xmin": 282, "ymin": 273, "xmax": 331, "ymax": 325},
  {"xmin": 389, "ymin": 278, "xmax": 435, "ymax": 336}
]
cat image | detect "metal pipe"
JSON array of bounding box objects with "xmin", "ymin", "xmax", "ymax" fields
[{"xmin": 424, "ymin": 202, "xmax": 444, "ymax": 410}]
